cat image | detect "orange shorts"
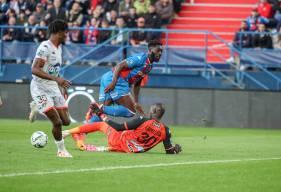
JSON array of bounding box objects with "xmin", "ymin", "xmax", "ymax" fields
[{"xmin": 106, "ymin": 127, "xmax": 126, "ymax": 152}]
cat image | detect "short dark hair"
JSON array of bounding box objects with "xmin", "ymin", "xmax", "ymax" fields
[
  {"xmin": 150, "ymin": 103, "xmax": 165, "ymax": 120},
  {"xmin": 148, "ymin": 39, "xmax": 162, "ymax": 48},
  {"xmin": 48, "ymin": 19, "xmax": 68, "ymax": 35}
]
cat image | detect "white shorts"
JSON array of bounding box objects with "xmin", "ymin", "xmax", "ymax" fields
[{"xmin": 30, "ymin": 80, "xmax": 67, "ymax": 113}]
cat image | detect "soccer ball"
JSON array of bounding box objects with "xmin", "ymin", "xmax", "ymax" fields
[{"xmin": 31, "ymin": 131, "xmax": 48, "ymax": 148}]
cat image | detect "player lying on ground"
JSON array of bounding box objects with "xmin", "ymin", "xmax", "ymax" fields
[
  {"xmin": 63, "ymin": 102, "xmax": 182, "ymax": 154},
  {"xmin": 86, "ymin": 40, "xmax": 163, "ymax": 124},
  {"xmin": 30, "ymin": 20, "xmax": 72, "ymax": 157}
]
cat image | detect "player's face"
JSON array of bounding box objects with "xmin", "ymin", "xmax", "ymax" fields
[
  {"xmin": 150, "ymin": 46, "xmax": 163, "ymax": 62},
  {"xmin": 57, "ymin": 30, "xmax": 68, "ymax": 44}
]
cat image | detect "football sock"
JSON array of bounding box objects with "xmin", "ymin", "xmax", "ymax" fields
[
  {"xmin": 55, "ymin": 139, "xmax": 66, "ymax": 152},
  {"xmin": 103, "ymin": 105, "xmax": 135, "ymax": 117}
]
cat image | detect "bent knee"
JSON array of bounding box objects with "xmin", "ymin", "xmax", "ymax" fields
[
  {"xmin": 53, "ymin": 119, "xmax": 63, "ymax": 128},
  {"xmin": 62, "ymin": 119, "xmax": 71, "ymax": 126}
]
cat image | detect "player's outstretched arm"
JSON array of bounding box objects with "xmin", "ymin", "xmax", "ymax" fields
[
  {"xmin": 104, "ymin": 61, "xmax": 128, "ymax": 93},
  {"xmin": 163, "ymin": 126, "xmax": 182, "ymax": 154}
]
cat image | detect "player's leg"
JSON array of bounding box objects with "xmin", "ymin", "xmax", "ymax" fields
[
  {"xmin": 44, "ymin": 108, "xmax": 72, "ymax": 157},
  {"xmin": 63, "ymin": 122, "xmax": 108, "ymax": 137},
  {"xmin": 29, "ymin": 100, "xmax": 38, "ymax": 123},
  {"xmin": 56, "ymin": 108, "xmax": 71, "ymax": 126},
  {"xmin": 63, "ymin": 122, "xmax": 108, "ymax": 151},
  {"xmin": 30, "ymin": 82, "xmax": 72, "ymax": 157}
]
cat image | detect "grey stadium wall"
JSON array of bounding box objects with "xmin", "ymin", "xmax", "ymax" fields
[{"xmin": 0, "ymin": 83, "xmax": 280, "ymax": 129}]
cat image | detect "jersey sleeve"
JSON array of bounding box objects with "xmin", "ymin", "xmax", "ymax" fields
[
  {"xmin": 125, "ymin": 55, "xmax": 143, "ymax": 68},
  {"xmin": 105, "ymin": 116, "xmax": 148, "ymax": 131},
  {"xmin": 34, "ymin": 42, "xmax": 50, "ymax": 61}
]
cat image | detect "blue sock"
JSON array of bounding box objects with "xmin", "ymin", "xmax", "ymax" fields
[
  {"xmin": 88, "ymin": 115, "xmax": 101, "ymax": 124},
  {"xmin": 103, "ymin": 105, "xmax": 135, "ymax": 117}
]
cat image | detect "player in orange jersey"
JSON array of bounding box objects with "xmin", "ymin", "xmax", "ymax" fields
[{"xmin": 63, "ymin": 103, "xmax": 182, "ymax": 154}]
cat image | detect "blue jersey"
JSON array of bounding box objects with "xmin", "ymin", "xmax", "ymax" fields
[{"xmin": 115, "ymin": 53, "xmax": 152, "ymax": 84}]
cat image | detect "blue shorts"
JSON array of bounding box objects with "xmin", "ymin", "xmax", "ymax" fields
[{"xmin": 99, "ymin": 71, "xmax": 130, "ymax": 102}]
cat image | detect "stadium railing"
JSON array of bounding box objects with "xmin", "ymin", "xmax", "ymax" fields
[{"xmin": 0, "ymin": 25, "xmax": 280, "ymax": 90}]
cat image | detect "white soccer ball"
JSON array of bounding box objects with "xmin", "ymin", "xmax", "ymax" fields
[{"xmin": 31, "ymin": 131, "xmax": 48, "ymax": 148}]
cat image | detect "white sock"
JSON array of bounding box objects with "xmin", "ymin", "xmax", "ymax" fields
[{"xmin": 55, "ymin": 139, "xmax": 67, "ymax": 152}]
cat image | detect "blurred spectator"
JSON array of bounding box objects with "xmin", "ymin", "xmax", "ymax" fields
[
  {"xmin": 133, "ymin": 0, "xmax": 150, "ymax": 15},
  {"xmin": 2, "ymin": 17, "xmax": 22, "ymax": 41},
  {"xmin": 26, "ymin": 0, "xmax": 38, "ymax": 12},
  {"xmin": 145, "ymin": 4, "xmax": 162, "ymax": 29},
  {"xmin": 45, "ymin": 0, "xmax": 66, "ymax": 23},
  {"xmin": 274, "ymin": 1, "xmax": 281, "ymax": 30},
  {"xmin": 90, "ymin": 0, "xmax": 100, "ymax": 11},
  {"xmin": 130, "ymin": 16, "xmax": 148, "ymax": 46},
  {"xmin": 102, "ymin": 0, "xmax": 119, "ymax": 13},
  {"xmin": 257, "ymin": 0, "xmax": 274, "ymax": 18},
  {"xmin": 106, "ymin": 9, "xmax": 118, "ymax": 27},
  {"xmin": 253, "ymin": 23, "xmax": 273, "ymax": 48},
  {"xmin": 66, "ymin": 2, "xmax": 83, "ymax": 26},
  {"xmin": 23, "ymin": 14, "xmax": 38, "ymax": 42},
  {"xmin": 1, "ymin": 8, "xmax": 16, "ymax": 24},
  {"xmin": 119, "ymin": 0, "xmax": 133, "ymax": 18},
  {"xmin": 33, "ymin": 3, "xmax": 47, "ymax": 23},
  {"xmin": 0, "ymin": 0, "xmax": 10, "ymax": 14},
  {"xmin": 97, "ymin": 19, "xmax": 112, "ymax": 43},
  {"xmin": 10, "ymin": 0, "xmax": 20, "ymax": 15},
  {"xmin": 173, "ymin": 0, "xmax": 184, "ymax": 14},
  {"xmin": 18, "ymin": 0, "xmax": 28, "ymax": 10},
  {"xmin": 111, "ymin": 17, "xmax": 127, "ymax": 45},
  {"xmin": 68, "ymin": 22, "xmax": 84, "ymax": 43},
  {"xmin": 155, "ymin": 0, "xmax": 174, "ymax": 25},
  {"xmin": 233, "ymin": 21, "xmax": 252, "ymax": 49},
  {"xmin": 273, "ymin": 26, "xmax": 281, "ymax": 49},
  {"xmin": 24, "ymin": 8, "xmax": 32, "ymax": 18},
  {"xmin": 246, "ymin": 8, "xmax": 269, "ymax": 31},
  {"xmin": 35, "ymin": 20, "xmax": 47, "ymax": 42},
  {"xmin": 144, "ymin": 4, "xmax": 162, "ymax": 40},
  {"xmin": 92, "ymin": 4, "xmax": 104, "ymax": 22},
  {"xmin": 125, "ymin": 7, "xmax": 137, "ymax": 28},
  {"xmin": 16, "ymin": 9, "xmax": 27, "ymax": 25},
  {"xmin": 84, "ymin": 17, "xmax": 99, "ymax": 45}
]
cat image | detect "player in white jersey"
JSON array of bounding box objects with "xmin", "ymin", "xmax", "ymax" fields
[{"xmin": 30, "ymin": 20, "xmax": 72, "ymax": 158}]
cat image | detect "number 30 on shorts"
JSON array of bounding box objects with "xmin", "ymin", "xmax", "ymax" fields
[{"xmin": 36, "ymin": 95, "xmax": 47, "ymax": 104}]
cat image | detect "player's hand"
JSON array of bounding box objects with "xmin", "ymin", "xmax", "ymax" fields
[
  {"xmin": 134, "ymin": 103, "xmax": 145, "ymax": 115},
  {"xmin": 89, "ymin": 102, "xmax": 108, "ymax": 121},
  {"xmin": 166, "ymin": 144, "xmax": 182, "ymax": 154},
  {"xmin": 104, "ymin": 82, "xmax": 116, "ymax": 93},
  {"xmin": 56, "ymin": 77, "xmax": 71, "ymax": 88}
]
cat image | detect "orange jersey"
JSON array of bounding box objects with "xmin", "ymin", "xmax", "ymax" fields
[{"xmin": 113, "ymin": 119, "xmax": 167, "ymax": 153}]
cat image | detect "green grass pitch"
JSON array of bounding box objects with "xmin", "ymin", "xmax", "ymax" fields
[{"xmin": 0, "ymin": 119, "xmax": 281, "ymax": 192}]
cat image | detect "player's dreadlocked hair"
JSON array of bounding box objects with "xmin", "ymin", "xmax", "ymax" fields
[
  {"xmin": 48, "ymin": 19, "xmax": 68, "ymax": 35},
  {"xmin": 150, "ymin": 103, "xmax": 165, "ymax": 120},
  {"xmin": 148, "ymin": 39, "xmax": 162, "ymax": 48}
]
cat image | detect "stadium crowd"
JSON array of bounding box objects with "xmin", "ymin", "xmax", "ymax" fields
[
  {"xmin": 233, "ymin": 0, "xmax": 281, "ymax": 49},
  {"xmin": 0, "ymin": 0, "xmax": 182, "ymax": 46}
]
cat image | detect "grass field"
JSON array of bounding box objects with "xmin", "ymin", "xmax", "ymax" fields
[{"xmin": 0, "ymin": 119, "xmax": 281, "ymax": 192}]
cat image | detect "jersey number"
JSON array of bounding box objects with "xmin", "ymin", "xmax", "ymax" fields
[{"xmin": 137, "ymin": 132, "xmax": 157, "ymax": 146}]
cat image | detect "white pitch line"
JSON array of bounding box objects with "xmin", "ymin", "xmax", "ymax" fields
[{"xmin": 1, "ymin": 157, "xmax": 280, "ymax": 178}]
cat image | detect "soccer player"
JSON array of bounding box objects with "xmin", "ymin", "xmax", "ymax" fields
[
  {"xmin": 30, "ymin": 20, "xmax": 72, "ymax": 157},
  {"xmin": 63, "ymin": 102, "xmax": 182, "ymax": 154},
  {"xmin": 87, "ymin": 40, "xmax": 163, "ymax": 123}
]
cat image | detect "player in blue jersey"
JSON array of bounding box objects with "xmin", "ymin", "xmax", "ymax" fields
[
  {"xmin": 73, "ymin": 40, "xmax": 163, "ymax": 150},
  {"xmin": 87, "ymin": 40, "xmax": 163, "ymax": 122}
]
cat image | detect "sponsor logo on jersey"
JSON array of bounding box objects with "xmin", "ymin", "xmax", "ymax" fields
[{"xmin": 48, "ymin": 63, "xmax": 60, "ymax": 76}]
